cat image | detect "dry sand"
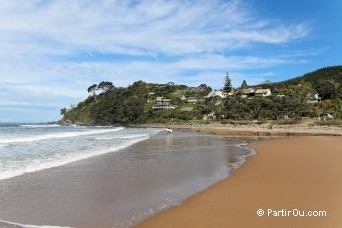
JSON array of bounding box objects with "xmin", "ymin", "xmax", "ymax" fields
[{"xmin": 138, "ymin": 136, "xmax": 342, "ymax": 228}]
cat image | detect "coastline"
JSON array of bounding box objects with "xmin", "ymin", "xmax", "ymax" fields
[
  {"xmin": 133, "ymin": 122, "xmax": 342, "ymax": 136},
  {"xmin": 138, "ymin": 135, "xmax": 342, "ymax": 228}
]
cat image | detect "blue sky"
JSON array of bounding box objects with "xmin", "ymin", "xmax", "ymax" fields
[{"xmin": 0, "ymin": 0, "xmax": 341, "ymax": 122}]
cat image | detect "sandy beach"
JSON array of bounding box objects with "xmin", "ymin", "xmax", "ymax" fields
[
  {"xmin": 135, "ymin": 122, "xmax": 342, "ymax": 136},
  {"xmin": 139, "ymin": 136, "xmax": 342, "ymax": 228}
]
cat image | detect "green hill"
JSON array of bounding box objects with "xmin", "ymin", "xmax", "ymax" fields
[
  {"xmin": 60, "ymin": 66, "xmax": 342, "ymax": 124},
  {"xmin": 276, "ymin": 65, "xmax": 342, "ymax": 87}
]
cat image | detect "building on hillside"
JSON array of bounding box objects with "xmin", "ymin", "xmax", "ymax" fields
[
  {"xmin": 204, "ymin": 90, "xmax": 227, "ymax": 99},
  {"xmin": 241, "ymin": 88, "xmax": 256, "ymax": 96},
  {"xmin": 152, "ymin": 102, "xmax": 176, "ymax": 110},
  {"xmin": 187, "ymin": 97, "xmax": 198, "ymax": 103},
  {"xmin": 227, "ymin": 90, "xmax": 234, "ymax": 96},
  {"xmin": 156, "ymin": 84, "xmax": 166, "ymax": 88},
  {"xmin": 146, "ymin": 92, "xmax": 155, "ymax": 103},
  {"xmin": 306, "ymin": 93, "xmax": 319, "ymax": 103},
  {"xmin": 255, "ymin": 88, "xmax": 271, "ymax": 97}
]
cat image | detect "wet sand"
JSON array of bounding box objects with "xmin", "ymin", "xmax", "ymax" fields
[{"xmin": 139, "ymin": 136, "xmax": 342, "ymax": 228}]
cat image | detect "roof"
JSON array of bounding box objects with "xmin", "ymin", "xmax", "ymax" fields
[
  {"xmin": 242, "ymin": 88, "xmax": 255, "ymax": 93},
  {"xmin": 205, "ymin": 90, "xmax": 226, "ymax": 98},
  {"xmin": 255, "ymin": 89, "xmax": 271, "ymax": 94}
]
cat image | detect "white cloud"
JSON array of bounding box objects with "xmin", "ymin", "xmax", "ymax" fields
[
  {"xmin": 0, "ymin": 0, "xmax": 309, "ymax": 59},
  {"xmin": 0, "ymin": 0, "xmax": 312, "ymax": 121}
]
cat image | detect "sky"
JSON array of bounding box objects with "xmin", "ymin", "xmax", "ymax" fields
[{"xmin": 0, "ymin": 0, "xmax": 341, "ymax": 122}]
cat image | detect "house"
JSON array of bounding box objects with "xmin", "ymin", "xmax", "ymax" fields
[
  {"xmin": 187, "ymin": 97, "xmax": 198, "ymax": 103},
  {"xmin": 156, "ymin": 84, "xmax": 166, "ymax": 88},
  {"xmin": 306, "ymin": 93, "xmax": 319, "ymax": 103},
  {"xmin": 205, "ymin": 90, "xmax": 227, "ymax": 99},
  {"xmin": 242, "ymin": 88, "xmax": 256, "ymax": 95},
  {"xmin": 255, "ymin": 89, "xmax": 271, "ymax": 97},
  {"xmin": 152, "ymin": 102, "xmax": 176, "ymax": 110},
  {"xmin": 156, "ymin": 97, "xmax": 163, "ymax": 102},
  {"xmin": 227, "ymin": 90, "xmax": 234, "ymax": 96}
]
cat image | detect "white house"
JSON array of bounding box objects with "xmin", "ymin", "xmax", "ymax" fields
[
  {"xmin": 152, "ymin": 102, "xmax": 176, "ymax": 110},
  {"xmin": 205, "ymin": 90, "xmax": 227, "ymax": 99},
  {"xmin": 187, "ymin": 97, "xmax": 198, "ymax": 103},
  {"xmin": 255, "ymin": 89, "xmax": 271, "ymax": 97},
  {"xmin": 242, "ymin": 88, "xmax": 256, "ymax": 95},
  {"xmin": 306, "ymin": 93, "xmax": 319, "ymax": 103}
]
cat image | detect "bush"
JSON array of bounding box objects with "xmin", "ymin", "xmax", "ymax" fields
[{"xmin": 314, "ymin": 119, "xmax": 342, "ymax": 126}]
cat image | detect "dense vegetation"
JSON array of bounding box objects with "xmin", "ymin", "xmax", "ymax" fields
[
  {"xmin": 61, "ymin": 66, "xmax": 342, "ymax": 125},
  {"xmin": 262, "ymin": 66, "xmax": 342, "ymax": 101},
  {"xmin": 277, "ymin": 66, "xmax": 342, "ymax": 87},
  {"xmin": 61, "ymin": 81, "xmax": 212, "ymax": 124}
]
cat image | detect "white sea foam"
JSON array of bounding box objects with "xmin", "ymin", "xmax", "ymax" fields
[
  {"xmin": 20, "ymin": 124, "xmax": 61, "ymax": 128},
  {"xmin": 0, "ymin": 134, "xmax": 151, "ymax": 180},
  {"xmin": 0, "ymin": 219, "xmax": 74, "ymax": 228},
  {"xmin": 0, "ymin": 127, "xmax": 125, "ymax": 144}
]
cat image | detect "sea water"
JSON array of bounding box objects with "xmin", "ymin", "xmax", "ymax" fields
[
  {"xmin": 0, "ymin": 123, "xmax": 160, "ymax": 181},
  {"xmin": 0, "ymin": 123, "xmax": 255, "ymax": 227}
]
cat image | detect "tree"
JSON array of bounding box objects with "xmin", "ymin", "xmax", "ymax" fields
[
  {"xmin": 240, "ymin": 80, "xmax": 248, "ymax": 89},
  {"xmin": 246, "ymin": 97, "xmax": 265, "ymax": 119},
  {"xmin": 199, "ymin": 84, "xmax": 212, "ymax": 97},
  {"xmin": 224, "ymin": 96, "xmax": 249, "ymax": 119},
  {"xmin": 289, "ymin": 83, "xmax": 316, "ymax": 104},
  {"xmin": 60, "ymin": 108, "xmax": 67, "ymax": 116},
  {"xmin": 204, "ymin": 95, "xmax": 223, "ymax": 114},
  {"xmin": 97, "ymin": 81, "xmax": 114, "ymax": 93},
  {"xmin": 315, "ymin": 81, "xmax": 336, "ymax": 100},
  {"xmin": 263, "ymin": 96, "xmax": 305, "ymax": 120},
  {"xmin": 223, "ymin": 72, "xmax": 232, "ymax": 92},
  {"xmin": 87, "ymin": 84, "xmax": 98, "ymax": 100}
]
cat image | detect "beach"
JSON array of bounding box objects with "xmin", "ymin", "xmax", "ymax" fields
[
  {"xmin": 1, "ymin": 123, "xmax": 341, "ymax": 227},
  {"xmin": 0, "ymin": 127, "xmax": 253, "ymax": 228},
  {"xmin": 138, "ymin": 136, "xmax": 342, "ymax": 228}
]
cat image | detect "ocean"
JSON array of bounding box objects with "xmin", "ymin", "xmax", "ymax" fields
[{"xmin": 0, "ymin": 123, "xmax": 255, "ymax": 227}]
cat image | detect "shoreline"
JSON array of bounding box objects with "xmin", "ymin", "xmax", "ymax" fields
[
  {"xmin": 132, "ymin": 123, "xmax": 342, "ymax": 136},
  {"xmin": 138, "ymin": 135, "xmax": 342, "ymax": 228}
]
